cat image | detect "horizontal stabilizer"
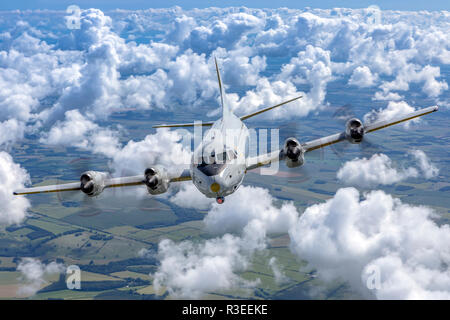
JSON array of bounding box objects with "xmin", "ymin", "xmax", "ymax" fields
[
  {"xmin": 240, "ymin": 96, "xmax": 302, "ymax": 121},
  {"xmin": 152, "ymin": 121, "xmax": 214, "ymax": 129}
]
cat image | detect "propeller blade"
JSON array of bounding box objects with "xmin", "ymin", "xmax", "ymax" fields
[{"xmin": 332, "ymin": 103, "xmax": 356, "ymax": 124}]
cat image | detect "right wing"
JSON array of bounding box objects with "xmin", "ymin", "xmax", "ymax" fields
[{"xmin": 13, "ymin": 169, "xmax": 192, "ymax": 195}]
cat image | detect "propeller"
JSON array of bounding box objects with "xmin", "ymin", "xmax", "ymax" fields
[
  {"xmin": 55, "ymin": 157, "xmax": 112, "ymax": 218},
  {"xmin": 276, "ymin": 121, "xmax": 322, "ymax": 184},
  {"xmin": 330, "ymin": 104, "xmax": 382, "ymax": 160},
  {"xmin": 144, "ymin": 168, "xmax": 159, "ymax": 190}
]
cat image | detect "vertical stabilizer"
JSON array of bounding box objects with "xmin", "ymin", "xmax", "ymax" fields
[{"xmin": 214, "ymin": 58, "xmax": 232, "ymax": 120}]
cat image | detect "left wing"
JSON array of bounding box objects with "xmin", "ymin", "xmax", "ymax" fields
[
  {"xmin": 13, "ymin": 169, "xmax": 191, "ymax": 196},
  {"xmin": 302, "ymin": 105, "xmax": 438, "ymax": 152},
  {"xmin": 246, "ymin": 106, "xmax": 438, "ymax": 171}
]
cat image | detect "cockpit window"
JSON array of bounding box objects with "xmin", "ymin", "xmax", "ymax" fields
[
  {"xmin": 196, "ymin": 149, "xmax": 236, "ymax": 176},
  {"xmin": 197, "ymin": 162, "xmax": 226, "ymax": 176}
]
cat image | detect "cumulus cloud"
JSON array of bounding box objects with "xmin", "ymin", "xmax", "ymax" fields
[
  {"xmin": 289, "ymin": 187, "xmax": 450, "ymax": 299},
  {"xmin": 0, "ymin": 151, "xmax": 30, "ymax": 226},
  {"xmin": 204, "ymin": 186, "xmax": 298, "ymax": 235},
  {"xmin": 0, "ymin": 119, "xmax": 25, "ymax": 148},
  {"xmin": 40, "ymin": 109, "xmax": 192, "ymax": 177},
  {"xmin": 268, "ymin": 257, "xmax": 289, "ymax": 285},
  {"xmin": 348, "ymin": 66, "xmax": 377, "ymax": 87},
  {"xmin": 337, "ymin": 150, "xmax": 438, "ymax": 188},
  {"xmin": 110, "ymin": 128, "xmax": 192, "ymax": 176},
  {"xmin": 0, "ymin": 7, "xmax": 447, "ymax": 155},
  {"xmin": 170, "ymin": 183, "xmax": 214, "ymax": 210},
  {"xmin": 17, "ymin": 258, "xmax": 65, "ymax": 296},
  {"xmin": 153, "ymin": 230, "xmax": 261, "ymax": 299},
  {"xmin": 336, "ymin": 153, "xmax": 419, "ymax": 188},
  {"xmin": 40, "ymin": 110, "xmax": 121, "ymax": 158},
  {"xmin": 410, "ymin": 149, "xmax": 439, "ymax": 179},
  {"xmin": 380, "ymin": 65, "xmax": 448, "ymax": 98},
  {"xmin": 153, "ymin": 185, "xmax": 299, "ymax": 298},
  {"xmin": 364, "ymin": 101, "xmax": 421, "ymax": 128}
]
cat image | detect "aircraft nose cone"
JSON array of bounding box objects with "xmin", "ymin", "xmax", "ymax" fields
[{"xmin": 210, "ymin": 182, "xmax": 221, "ymax": 193}]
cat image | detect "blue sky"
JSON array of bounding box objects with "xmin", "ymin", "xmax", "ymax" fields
[{"xmin": 0, "ymin": 0, "xmax": 449, "ymax": 11}]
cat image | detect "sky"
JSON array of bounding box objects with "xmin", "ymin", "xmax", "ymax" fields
[{"xmin": 0, "ymin": 0, "xmax": 449, "ymax": 11}]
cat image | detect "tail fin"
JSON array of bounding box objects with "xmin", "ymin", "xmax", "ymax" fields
[{"xmin": 214, "ymin": 57, "xmax": 231, "ymax": 119}]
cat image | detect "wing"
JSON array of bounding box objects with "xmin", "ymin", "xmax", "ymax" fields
[
  {"xmin": 13, "ymin": 182, "xmax": 81, "ymax": 195},
  {"xmin": 302, "ymin": 105, "xmax": 438, "ymax": 152},
  {"xmin": 245, "ymin": 106, "xmax": 438, "ymax": 171},
  {"xmin": 246, "ymin": 150, "xmax": 282, "ymax": 171},
  {"xmin": 13, "ymin": 169, "xmax": 192, "ymax": 195}
]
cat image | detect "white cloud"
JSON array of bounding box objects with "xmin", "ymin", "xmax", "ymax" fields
[
  {"xmin": 363, "ymin": 101, "xmax": 420, "ymax": 128},
  {"xmin": 0, "ymin": 7, "xmax": 447, "ymax": 154},
  {"xmin": 0, "ymin": 151, "xmax": 30, "ymax": 226},
  {"xmin": 154, "ymin": 185, "xmax": 299, "ymax": 298},
  {"xmin": 40, "ymin": 110, "xmax": 121, "ymax": 158},
  {"xmin": 110, "ymin": 128, "xmax": 192, "ymax": 176},
  {"xmin": 153, "ymin": 231, "xmax": 261, "ymax": 299},
  {"xmin": 337, "ymin": 151, "xmax": 438, "ymax": 187},
  {"xmin": 17, "ymin": 258, "xmax": 65, "ymax": 296},
  {"xmin": 40, "ymin": 110, "xmax": 192, "ymax": 177},
  {"xmin": 170, "ymin": 183, "xmax": 214, "ymax": 210},
  {"xmin": 204, "ymin": 186, "xmax": 298, "ymax": 235},
  {"xmin": 289, "ymin": 187, "xmax": 450, "ymax": 299},
  {"xmin": 348, "ymin": 66, "xmax": 377, "ymax": 87},
  {"xmin": 269, "ymin": 257, "xmax": 289, "ymax": 285},
  {"xmin": 372, "ymin": 90, "xmax": 403, "ymax": 101},
  {"xmin": 380, "ymin": 65, "xmax": 448, "ymax": 98},
  {"xmin": 0, "ymin": 119, "xmax": 25, "ymax": 148},
  {"xmin": 410, "ymin": 149, "xmax": 439, "ymax": 179},
  {"xmin": 336, "ymin": 153, "xmax": 418, "ymax": 188},
  {"xmin": 137, "ymin": 247, "xmax": 155, "ymax": 259}
]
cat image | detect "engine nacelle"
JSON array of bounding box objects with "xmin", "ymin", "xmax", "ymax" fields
[
  {"xmin": 80, "ymin": 171, "xmax": 107, "ymax": 197},
  {"xmin": 144, "ymin": 166, "xmax": 170, "ymax": 195},
  {"xmin": 345, "ymin": 118, "xmax": 365, "ymax": 144},
  {"xmin": 283, "ymin": 137, "xmax": 305, "ymax": 168}
]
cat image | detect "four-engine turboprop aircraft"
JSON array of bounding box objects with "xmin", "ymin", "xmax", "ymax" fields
[{"xmin": 13, "ymin": 59, "xmax": 439, "ymax": 204}]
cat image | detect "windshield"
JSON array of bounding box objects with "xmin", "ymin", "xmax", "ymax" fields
[{"xmin": 196, "ymin": 149, "xmax": 236, "ymax": 176}]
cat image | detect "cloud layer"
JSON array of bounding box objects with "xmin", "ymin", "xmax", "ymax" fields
[
  {"xmin": 154, "ymin": 185, "xmax": 298, "ymax": 298},
  {"xmin": 0, "ymin": 7, "xmax": 446, "ymax": 150},
  {"xmin": 289, "ymin": 187, "xmax": 450, "ymax": 299}
]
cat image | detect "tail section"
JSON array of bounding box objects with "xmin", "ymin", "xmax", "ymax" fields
[
  {"xmin": 214, "ymin": 57, "xmax": 232, "ymax": 120},
  {"xmin": 152, "ymin": 58, "xmax": 302, "ymax": 129}
]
